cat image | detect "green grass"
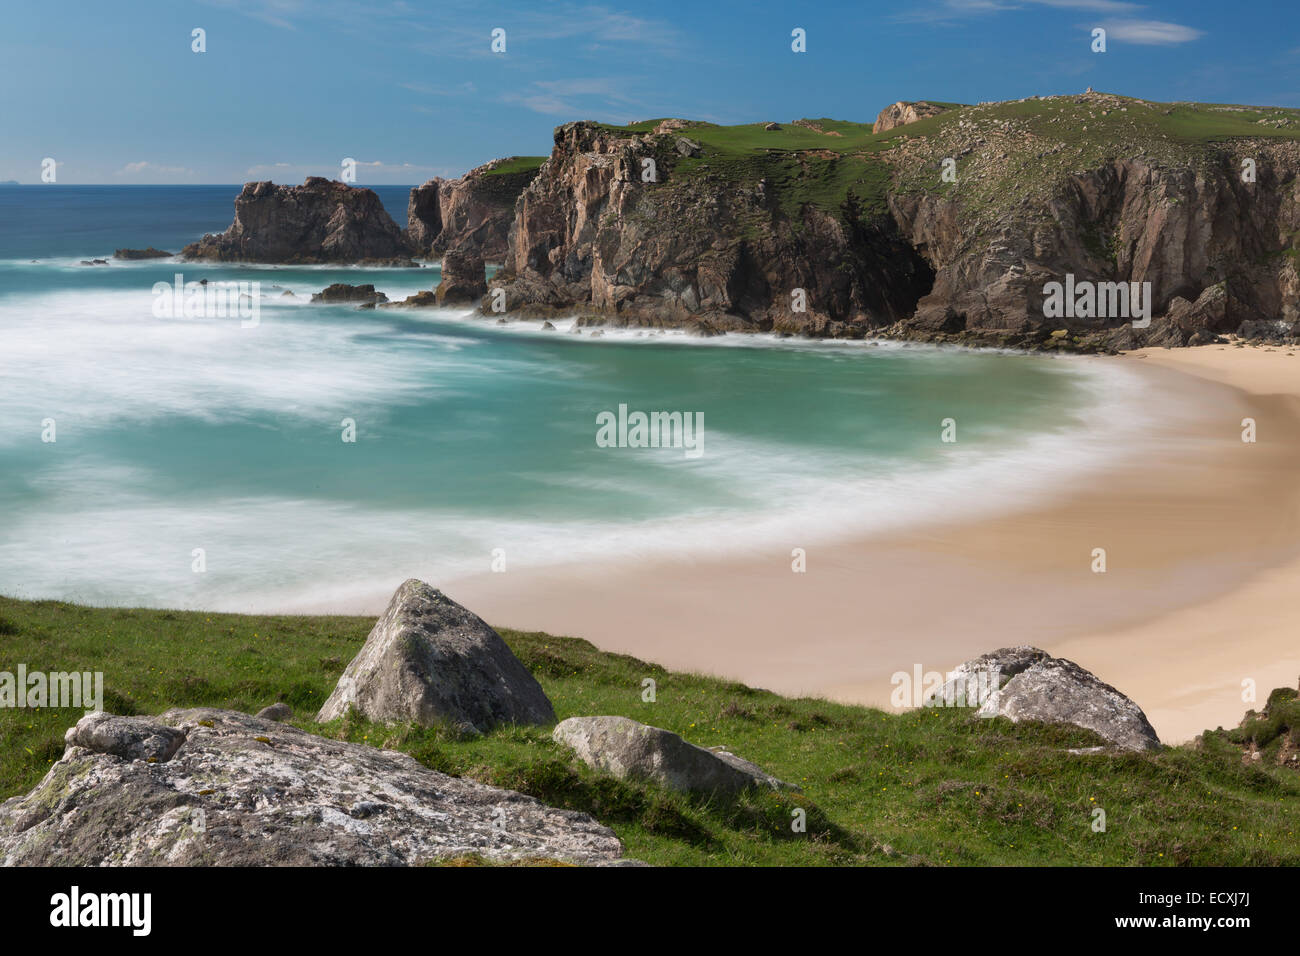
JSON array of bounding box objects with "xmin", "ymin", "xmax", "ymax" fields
[
  {"xmin": 583, "ymin": 94, "xmax": 1300, "ymax": 234},
  {"xmin": 2, "ymin": 594, "xmax": 1298, "ymax": 866},
  {"xmin": 593, "ymin": 117, "xmax": 896, "ymax": 221},
  {"xmin": 482, "ymin": 156, "xmax": 548, "ymax": 177}
]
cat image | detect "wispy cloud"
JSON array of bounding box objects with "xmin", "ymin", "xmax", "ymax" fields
[
  {"xmin": 1030, "ymin": 0, "xmax": 1142, "ymax": 11},
  {"xmin": 244, "ymin": 160, "xmax": 454, "ymax": 183},
  {"xmin": 894, "ymin": 0, "xmax": 1200, "ymax": 41},
  {"xmin": 199, "ymin": 0, "xmax": 308, "ymax": 31},
  {"xmin": 501, "ymin": 77, "xmax": 646, "ymax": 117},
  {"xmin": 1102, "ymin": 19, "xmax": 1204, "ymax": 45},
  {"xmin": 115, "ymin": 161, "xmax": 194, "ymax": 177},
  {"xmin": 208, "ymin": 1, "xmax": 683, "ymax": 58}
]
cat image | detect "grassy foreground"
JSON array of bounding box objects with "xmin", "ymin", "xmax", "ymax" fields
[{"xmin": 1, "ymin": 595, "xmax": 1298, "ymax": 866}]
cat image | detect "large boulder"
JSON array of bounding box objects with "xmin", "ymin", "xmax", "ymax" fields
[
  {"xmin": 552, "ymin": 716, "xmax": 794, "ymax": 794},
  {"xmin": 931, "ymin": 646, "xmax": 1160, "ymax": 752},
  {"xmin": 435, "ymin": 249, "xmax": 488, "ymax": 305},
  {"xmin": 181, "ymin": 177, "xmax": 413, "ymax": 264},
  {"xmin": 316, "ymin": 579, "xmax": 555, "ymax": 732},
  {"xmin": 0, "ymin": 708, "xmax": 625, "ymax": 866}
]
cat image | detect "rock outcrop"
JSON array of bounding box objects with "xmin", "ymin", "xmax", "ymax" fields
[
  {"xmin": 477, "ymin": 96, "xmax": 1300, "ymax": 348},
  {"xmin": 317, "ymin": 579, "xmax": 556, "ymax": 732},
  {"xmin": 931, "ymin": 645, "xmax": 1160, "ymax": 752},
  {"xmin": 872, "ymin": 101, "xmax": 949, "ymax": 134},
  {"xmin": 407, "ymin": 157, "xmax": 544, "ymax": 261},
  {"xmin": 0, "ymin": 708, "xmax": 625, "ymax": 865},
  {"xmin": 310, "ymin": 282, "xmax": 389, "ymax": 304},
  {"xmin": 435, "ymin": 250, "xmax": 488, "ymax": 305},
  {"xmin": 552, "ymin": 716, "xmax": 794, "ymax": 794},
  {"xmin": 883, "ymin": 94, "xmax": 1300, "ymax": 349},
  {"xmin": 182, "ymin": 178, "xmax": 412, "ymax": 264},
  {"xmin": 485, "ymin": 120, "xmax": 933, "ymax": 335},
  {"xmin": 167, "ymin": 95, "xmax": 1300, "ymax": 348},
  {"xmin": 113, "ymin": 247, "xmax": 173, "ymax": 259}
]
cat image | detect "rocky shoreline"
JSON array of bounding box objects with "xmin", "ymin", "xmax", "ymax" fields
[{"xmin": 170, "ymin": 92, "xmax": 1300, "ymax": 351}]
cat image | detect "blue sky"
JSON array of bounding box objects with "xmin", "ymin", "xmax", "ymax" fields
[{"xmin": 1, "ymin": 0, "xmax": 1296, "ymax": 184}]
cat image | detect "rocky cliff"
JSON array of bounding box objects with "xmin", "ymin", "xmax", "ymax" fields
[
  {"xmin": 882, "ymin": 92, "xmax": 1300, "ymax": 349},
  {"xmin": 182, "ymin": 177, "xmax": 412, "ymax": 264},
  {"xmin": 487, "ymin": 118, "xmax": 933, "ymax": 335},
  {"xmin": 480, "ymin": 94, "xmax": 1300, "ymax": 349},
  {"xmin": 406, "ymin": 156, "xmax": 545, "ymax": 261}
]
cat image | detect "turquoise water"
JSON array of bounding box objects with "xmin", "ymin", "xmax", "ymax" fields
[{"xmin": 0, "ymin": 187, "xmax": 1146, "ymax": 610}]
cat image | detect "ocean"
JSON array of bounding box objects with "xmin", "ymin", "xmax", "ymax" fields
[{"xmin": 0, "ymin": 185, "xmax": 1149, "ymax": 611}]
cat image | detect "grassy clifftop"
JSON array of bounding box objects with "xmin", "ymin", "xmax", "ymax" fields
[
  {"xmin": 590, "ymin": 94, "xmax": 1300, "ymax": 229},
  {"xmin": 2, "ymin": 594, "xmax": 1297, "ymax": 866}
]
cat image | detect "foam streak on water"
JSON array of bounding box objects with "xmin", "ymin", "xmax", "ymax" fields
[{"xmin": 0, "ymin": 189, "xmax": 1169, "ymax": 611}]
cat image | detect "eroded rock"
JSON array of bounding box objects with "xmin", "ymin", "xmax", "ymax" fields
[
  {"xmin": 435, "ymin": 250, "xmax": 488, "ymax": 305},
  {"xmin": 407, "ymin": 157, "xmax": 543, "ymax": 261},
  {"xmin": 182, "ymin": 178, "xmax": 411, "ymax": 264}
]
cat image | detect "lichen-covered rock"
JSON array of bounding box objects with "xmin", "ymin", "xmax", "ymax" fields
[
  {"xmin": 317, "ymin": 579, "xmax": 555, "ymax": 732},
  {"xmin": 926, "ymin": 645, "xmax": 1049, "ymax": 708},
  {"xmin": 553, "ymin": 716, "xmax": 795, "ymax": 794},
  {"xmin": 933, "ymin": 646, "xmax": 1160, "ymax": 751},
  {"xmin": 65, "ymin": 712, "xmax": 187, "ymax": 763},
  {"xmin": 182, "ymin": 178, "xmax": 412, "ymax": 264},
  {"xmin": 0, "ymin": 708, "xmax": 626, "ymax": 866}
]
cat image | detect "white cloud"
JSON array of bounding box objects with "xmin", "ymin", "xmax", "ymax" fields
[
  {"xmin": 895, "ymin": 0, "xmax": 1197, "ymax": 31},
  {"xmin": 1102, "ymin": 19, "xmax": 1205, "ymax": 45},
  {"xmin": 242, "ymin": 160, "xmax": 456, "ymax": 183},
  {"xmin": 1031, "ymin": 0, "xmax": 1142, "ymax": 11},
  {"xmin": 501, "ymin": 76, "xmax": 643, "ymax": 117},
  {"xmin": 115, "ymin": 161, "xmax": 194, "ymax": 178}
]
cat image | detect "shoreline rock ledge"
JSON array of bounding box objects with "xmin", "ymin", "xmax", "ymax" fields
[
  {"xmin": 317, "ymin": 579, "xmax": 556, "ymax": 732},
  {"xmin": 0, "ymin": 708, "xmax": 626, "ymax": 866}
]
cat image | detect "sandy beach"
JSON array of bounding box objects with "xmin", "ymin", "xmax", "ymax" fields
[{"xmin": 441, "ymin": 343, "xmax": 1300, "ymax": 745}]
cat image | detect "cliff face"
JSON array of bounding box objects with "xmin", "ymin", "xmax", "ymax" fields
[
  {"xmin": 882, "ymin": 94, "xmax": 1300, "ymax": 348},
  {"xmin": 488, "ymin": 121, "xmax": 933, "ymax": 334},
  {"xmin": 484, "ymin": 95, "xmax": 1300, "ymax": 348},
  {"xmin": 406, "ymin": 157, "xmax": 544, "ymax": 262},
  {"xmin": 182, "ymin": 178, "xmax": 411, "ymax": 264}
]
